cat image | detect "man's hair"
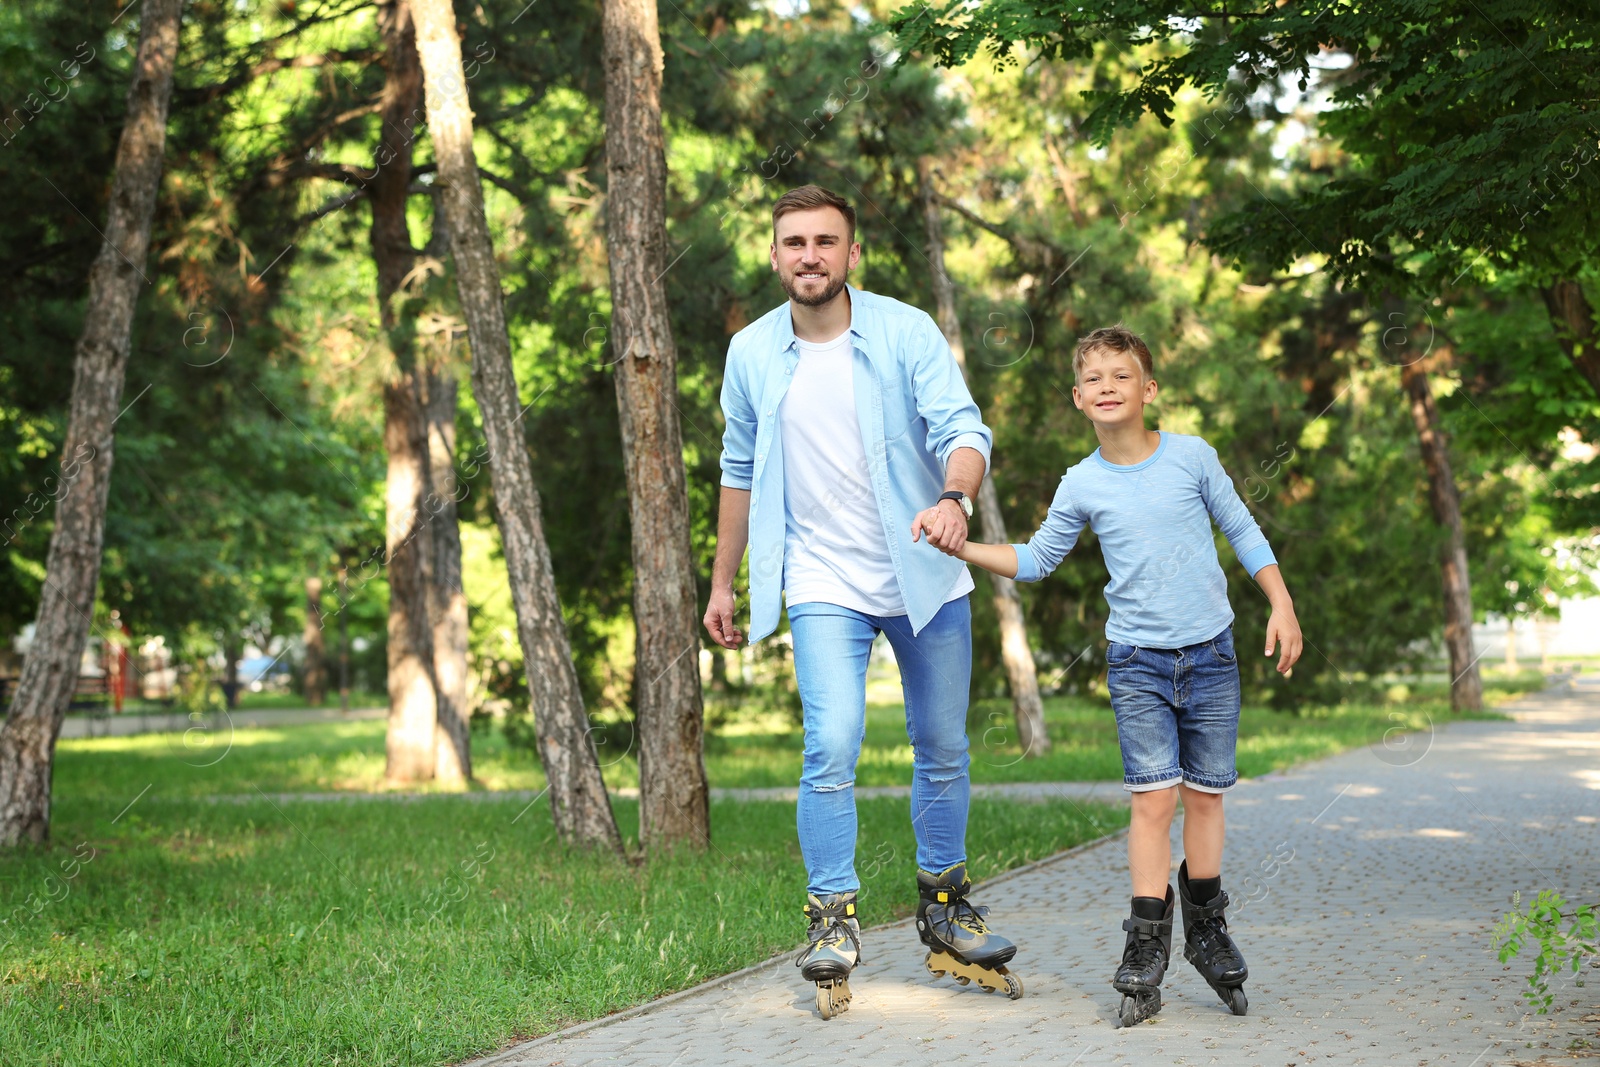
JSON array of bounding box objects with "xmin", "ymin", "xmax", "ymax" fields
[
  {"xmin": 772, "ymin": 185, "xmax": 856, "ymax": 244},
  {"xmin": 1073, "ymin": 324, "xmax": 1154, "ymax": 381}
]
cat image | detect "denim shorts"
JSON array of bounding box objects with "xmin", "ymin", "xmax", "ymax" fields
[{"xmin": 1106, "ymin": 626, "xmax": 1241, "ymax": 793}]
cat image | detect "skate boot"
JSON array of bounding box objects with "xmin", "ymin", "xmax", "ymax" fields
[
  {"xmin": 915, "ymin": 864, "xmax": 1023, "ymax": 999},
  {"xmin": 795, "ymin": 892, "xmax": 862, "ymax": 1019},
  {"xmin": 1111, "ymin": 887, "xmax": 1174, "ymax": 1027},
  {"xmin": 1178, "ymin": 861, "xmax": 1248, "ymax": 1016}
]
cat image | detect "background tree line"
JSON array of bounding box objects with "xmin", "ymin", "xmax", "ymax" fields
[{"xmin": 2, "ymin": 0, "xmax": 1595, "ymax": 847}]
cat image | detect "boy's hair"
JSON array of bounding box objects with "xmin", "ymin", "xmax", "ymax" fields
[
  {"xmin": 772, "ymin": 185, "xmax": 856, "ymax": 245},
  {"xmin": 1074, "ymin": 324, "xmax": 1154, "ymax": 381}
]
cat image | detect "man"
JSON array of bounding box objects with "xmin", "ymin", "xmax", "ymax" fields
[{"xmin": 703, "ymin": 185, "xmax": 1022, "ymax": 1020}]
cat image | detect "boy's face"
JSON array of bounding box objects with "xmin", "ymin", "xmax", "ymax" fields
[{"xmin": 1071, "ymin": 349, "xmax": 1158, "ymax": 427}]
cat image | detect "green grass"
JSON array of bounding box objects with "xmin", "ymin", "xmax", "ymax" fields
[
  {"xmin": 51, "ymin": 676, "xmax": 1520, "ymax": 803},
  {"xmin": 0, "ymin": 791, "xmax": 1120, "ymax": 1066}
]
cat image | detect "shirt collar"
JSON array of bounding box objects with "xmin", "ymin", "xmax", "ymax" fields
[{"xmin": 777, "ymin": 283, "xmax": 866, "ymax": 354}]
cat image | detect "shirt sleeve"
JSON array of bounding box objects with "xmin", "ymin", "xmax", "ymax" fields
[
  {"xmin": 1198, "ymin": 442, "xmax": 1277, "ymax": 577},
  {"xmin": 908, "ymin": 312, "xmax": 993, "ymax": 468},
  {"xmin": 718, "ymin": 343, "xmax": 756, "ymax": 490},
  {"xmin": 1011, "ymin": 474, "xmax": 1087, "ymax": 582}
]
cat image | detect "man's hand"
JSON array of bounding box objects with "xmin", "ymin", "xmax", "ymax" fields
[
  {"xmin": 910, "ymin": 499, "xmax": 969, "ymax": 556},
  {"xmin": 1265, "ymin": 606, "xmax": 1303, "ymax": 675},
  {"xmin": 703, "ymin": 587, "xmax": 743, "ymax": 649}
]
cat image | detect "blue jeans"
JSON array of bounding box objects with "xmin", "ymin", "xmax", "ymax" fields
[
  {"xmin": 1106, "ymin": 626, "xmax": 1241, "ymax": 792},
  {"xmin": 788, "ymin": 597, "xmax": 973, "ymax": 895}
]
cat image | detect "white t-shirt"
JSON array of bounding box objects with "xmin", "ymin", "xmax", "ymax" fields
[{"xmin": 779, "ymin": 329, "xmax": 973, "ymax": 616}]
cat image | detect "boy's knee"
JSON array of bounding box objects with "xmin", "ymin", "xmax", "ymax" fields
[
  {"xmin": 1130, "ymin": 785, "xmax": 1179, "ymax": 818},
  {"xmin": 1180, "ymin": 785, "xmax": 1225, "ymax": 812}
]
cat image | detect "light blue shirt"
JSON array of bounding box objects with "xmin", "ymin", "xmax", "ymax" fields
[
  {"xmin": 1011, "ymin": 432, "xmax": 1277, "ymax": 648},
  {"xmin": 719, "ymin": 285, "xmax": 993, "ymax": 643}
]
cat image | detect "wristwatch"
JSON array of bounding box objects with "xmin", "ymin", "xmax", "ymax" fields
[{"xmin": 938, "ymin": 491, "xmax": 974, "ymax": 519}]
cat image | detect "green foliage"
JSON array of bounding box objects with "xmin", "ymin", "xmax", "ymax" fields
[
  {"xmin": 891, "ymin": 1, "xmax": 1600, "ymax": 291},
  {"xmin": 1495, "ymin": 889, "xmax": 1599, "ymax": 1014}
]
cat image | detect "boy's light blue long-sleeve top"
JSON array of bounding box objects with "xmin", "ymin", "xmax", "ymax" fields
[
  {"xmin": 719, "ymin": 285, "xmax": 993, "ymax": 644},
  {"xmin": 1011, "ymin": 432, "xmax": 1277, "ymax": 648}
]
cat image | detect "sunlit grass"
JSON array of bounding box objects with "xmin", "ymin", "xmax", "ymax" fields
[{"xmin": 0, "ymin": 793, "xmax": 1121, "ymax": 1067}]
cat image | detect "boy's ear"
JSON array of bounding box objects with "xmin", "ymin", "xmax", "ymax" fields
[
  {"xmin": 1144, "ymin": 377, "xmax": 1158, "ymax": 401},
  {"xmin": 1070, "ymin": 383, "xmax": 1085, "ymax": 411}
]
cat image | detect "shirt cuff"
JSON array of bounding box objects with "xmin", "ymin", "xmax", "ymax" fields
[
  {"xmin": 720, "ymin": 470, "xmax": 753, "ymax": 491},
  {"xmin": 1010, "ymin": 543, "xmax": 1042, "ymax": 583},
  {"xmin": 1239, "ymin": 544, "xmax": 1277, "ymax": 578},
  {"xmin": 945, "ymin": 431, "xmax": 992, "ymax": 468}
]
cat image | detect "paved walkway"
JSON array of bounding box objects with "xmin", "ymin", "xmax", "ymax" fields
[
  {"xmin": 468, "ymin": 676, "xmax": 1600, "ymax": 1067},
  {"xmin": 58, "ymin": 705, "xmax": 386, "ymax": 739}
]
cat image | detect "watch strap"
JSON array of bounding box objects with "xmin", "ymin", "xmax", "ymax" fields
[{"xmin": 938, "ymin": 491, "xmax": 973, "ymax": 518}]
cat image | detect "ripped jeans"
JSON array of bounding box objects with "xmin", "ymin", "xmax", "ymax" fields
[{"xmin": 788, "ymin": 597, "xmax": 973, "ymax": 895}]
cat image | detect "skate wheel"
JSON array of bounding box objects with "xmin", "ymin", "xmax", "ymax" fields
[
  {"xmin": 1116, "ymin": 988, "xmax": 1161, "ymax": 1027},
  {"xmin": 1002, "ymin": 970, "xmax": 1024, "ymax": 1000},
  {"xmin": 1226, "ymin": 987, "xmax": 1247, "ymax": 1016},
  {"xmin": 954, "ymin": 974, "xmax": 971, "ymax": 986},
  {"xmin": 815, "ymin": 978, "xmax": 851, "ymax": 1020}
]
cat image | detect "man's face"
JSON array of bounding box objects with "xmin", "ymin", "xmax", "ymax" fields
[
  {"xmin": 1071, "ymin": 349, "xmax": 1158, "ymax": 427},
  {"xmin": 771, "ymin": 207, "xmax": 859, "ymax": 308}
]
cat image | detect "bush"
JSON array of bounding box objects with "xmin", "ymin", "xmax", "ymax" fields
[{"xmin": 1495, "ymin": 889, "xmax": 1598, "ymax": 1013}]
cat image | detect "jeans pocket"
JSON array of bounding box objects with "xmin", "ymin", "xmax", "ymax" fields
[
  {"xmin": 1209, "ymin": 629, "xmax": 1237, "ymax": 664},
  {"xmin": 1107, "ymin": 642, "xmax": 1138, "ymax": 667}
]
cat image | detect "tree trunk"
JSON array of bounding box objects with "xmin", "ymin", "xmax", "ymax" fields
[
  {"xmin": 1399, "ymin": 356, "xmax": 1484, "ymax": 712},
  {"xmin": 410, "ymin": 0, "xmax": 623, "ymax": 851},
  {"xmin": 384, "ymin": 376, "xmax": 438, "ymax": 779},
  {"xmin": 425, "ymin": 363, "xmax": 471, "ymax": 783},
  {"xmin": 601, "ymin": 0, "xmax": 711, "ymax": 851},
  {"xmin": 338, "ymin": 562, "xmax": 351, "ymax": 715},
  {"xmin": 1540, "ymin": 279, "xmax": 1600, "ymax": 398},
  {"xmin": 371, "ymin": 0, "xmax": 440, "ymax": 782},
  {"xmin": 0, "ymin": 0, "xmax": 182, "ymax": 847},
  {"xmin": 303, "ymin": 577, "xmax": 327, "ymax": 706},
  {"xmin": 222, "ymin": 635, "xmax": 242, "ymax": 711},
  {"xmin": 918, "ymin": 159, "xmax": 1050, "ymax": 755}
]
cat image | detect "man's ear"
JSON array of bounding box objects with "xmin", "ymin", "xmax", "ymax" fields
[
  {"xmin": 769, "ymin": 243, "xmax": 778, "ymax": 272},
  {"xmin": 848, "ymin": 241, "xmax": 861, "ymax": 271}
]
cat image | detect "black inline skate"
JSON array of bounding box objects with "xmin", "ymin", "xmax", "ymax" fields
[
  {"xmin": 1111, "ymin": 886, "xmax": 1173, "ymax": 1027},
  {"xmin": 1178, "ymin": 861, "xmax": 1248, "ymax": 1016},
  {"xmin": 915, "ymin": 864, "xmax": 1023, "ymax": 999},
  {"xmin": 796, "ymin": 892, "xmax": 862, "ymax": 1019}
]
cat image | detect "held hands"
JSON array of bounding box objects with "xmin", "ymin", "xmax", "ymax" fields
[
  {"xmin": 1265, "ymin": 605, "xmax": 1303, "ymax": 675},
  {"xmin": 703, "ymin": 586, "xmax": 743, "ymax": 649},
  {"xmin": 910, "ymin": 499, "xmax": 969, "ymax": 556}
]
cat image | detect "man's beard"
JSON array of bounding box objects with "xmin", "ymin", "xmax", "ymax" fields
[{"xmin": 780, "ymin": 268, "xmax": 848, "ymax": 308}]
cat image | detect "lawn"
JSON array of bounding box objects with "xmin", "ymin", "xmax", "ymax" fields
[
  {"xmin": 0, "ymin": 792, "xmax": 1118, "ymax": 1067},
  {"xmin": 48, "ymin": 672, "xmax": 1526, "ymax": 801}
]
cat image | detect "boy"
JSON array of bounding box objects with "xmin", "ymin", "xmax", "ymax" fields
[{"xmin": 937, "ymin": 325, "xmax": 1302, "ymax": 1026}]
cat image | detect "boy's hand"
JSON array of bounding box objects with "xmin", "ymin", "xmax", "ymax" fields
[
  {"xmin": 1265, "ymin": 606, "xmax": 1303, "ymax": 675},
  {"xmin": 910, "ymin": 500, "xmax": 969, "ymax": 555}
]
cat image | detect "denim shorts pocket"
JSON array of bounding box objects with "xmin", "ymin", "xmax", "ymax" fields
[
  {"xmin": 1107, "ymin": 642, "xmax": 1138, "ymax": 667},
  {"xmin": 1209, "ymin": 628, "xmax": 1237, "ymax": 664}
]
